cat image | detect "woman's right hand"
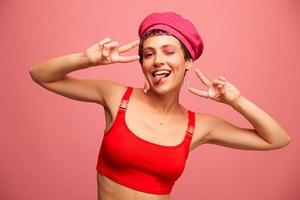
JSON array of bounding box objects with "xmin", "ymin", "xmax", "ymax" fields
[{"xmin": 83, "ymin": 38, "xmax": 140, "ymax": 66}]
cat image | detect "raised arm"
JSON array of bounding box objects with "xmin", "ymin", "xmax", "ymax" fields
[
  {"xmin": 189, "ymin": 68, "xmax": 291, "ymax": 150},
  {"xmin": 29, "ymin": 38, "xmax": 140, "ymax": 106}
]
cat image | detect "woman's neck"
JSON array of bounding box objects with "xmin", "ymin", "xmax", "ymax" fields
[{"xmin": 143, "ymin": 87, "xmax": 183, "ymax": 116}]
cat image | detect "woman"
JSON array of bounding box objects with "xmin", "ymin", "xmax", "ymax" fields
[{"xmin": 30, "ymin": 12, "xmax": 291, "ymax": 200}]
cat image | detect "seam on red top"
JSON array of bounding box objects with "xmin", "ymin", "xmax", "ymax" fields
[
  {"xmin": 186, "ymin": 110, "xmax": 195, "ymax": 139},
  {"xmin": 118, "ymin": 86, "xmax": 133, "ymax": 111}
]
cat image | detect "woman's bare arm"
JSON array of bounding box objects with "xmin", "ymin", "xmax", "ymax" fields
[
  {"xmin": 199, "ymin": 98, "xmax": 291, "ymax": 150},
  {"xmin": 29, "ymin": 38, "xmax": 140, "ymax": 106},
  {"xmin": 29, "ymin": 52, "xmax": 91, "ymax": 83},
  {"xmin": 189, "ymin": 69, "xmax": 291, "ymax": 150}
]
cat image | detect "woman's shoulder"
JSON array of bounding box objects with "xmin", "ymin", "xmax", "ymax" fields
[
  {"xmin": 99, "ymin": 80, "xmax": 134, "ymax": 96},
  {"xmin": 193, "ymin": 111, "xmax": 224, "ymax": 127},
  {"xmin": 192, "ymin": 111, "xmax": 230, "ymax": 139},
  {"xmin": 94, "ymin": 80, "xmax": 127, "ymax": 106},
  {"xmin": 183, "ymin": 109, "xmax": 209, "ymax": 119},
  {"xmin": 108, "ymin": 82, "xmax": 141, "ymax": 95},
  {"xmin": 99, "ymin": 81, "xmax": 143, "ymax": 107},
  {"xmin": 185, "ymin": 111, "xmax": 225, "ymax": 146}
]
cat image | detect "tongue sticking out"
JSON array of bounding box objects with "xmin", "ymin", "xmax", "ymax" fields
[{"xmin": 153, "ymin": 74, "xmax": 167, "ymax": 84}]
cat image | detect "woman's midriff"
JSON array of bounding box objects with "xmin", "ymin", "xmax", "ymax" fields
[{"xmin": 97, "ymin": 173, "xmax": 171, "ymax": 200}]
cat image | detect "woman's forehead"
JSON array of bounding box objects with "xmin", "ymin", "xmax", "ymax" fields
[{"xmin": 143, "ymin": 35, "xmax": 181, "ymax": 50}]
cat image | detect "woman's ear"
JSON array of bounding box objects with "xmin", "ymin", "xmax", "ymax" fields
[{"xmin": 185, "ymin": 59, "xmax": 193, "ymax": 71}]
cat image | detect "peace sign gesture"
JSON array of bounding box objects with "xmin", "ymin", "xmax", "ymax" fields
[
  {"xmin": 83, "ymin": 38, "xmax": 140, "ymax": 66},
  {"xmin": 188, "ymin": 68, "xmax": 241, "ymax": 106}
]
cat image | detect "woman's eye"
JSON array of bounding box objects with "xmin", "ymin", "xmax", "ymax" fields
[
  {"xmin": 164, "ymin": 50, "xmax": 175, "ymax": 55},
  {"xmin": 164, "ymin": 49, "xmax": 175, "ymax": 55},
  {"xmin": 144, "ymin": 54, "xmax": 153, "ymax": 58}
]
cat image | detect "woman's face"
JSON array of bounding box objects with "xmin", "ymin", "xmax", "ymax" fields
[{"xmin": 141, "ymin": 35, "xmax": 192, "ymax": 93}]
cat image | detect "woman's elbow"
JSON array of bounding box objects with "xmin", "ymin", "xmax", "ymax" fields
[
  {"xmin": 29, "ymin": 67, "xmax": 45, "ymax": 84},
  {"xmin": 272, "ymin": 134, "xmax": 292, "ymax": 150},
  {"xmin": 283, "ymin": 135, "xmax": 292, "ymax": 147}
]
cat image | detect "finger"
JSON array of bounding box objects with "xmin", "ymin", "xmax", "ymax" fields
[
  {"xmin": 195, "ymin": 68, "xmax": 211, "ymax": 86},
  {"xmin": 102, "ymin": 41, "xmax": 118, "ymax": 58},
  {"xmin": 214, "ymin": 82, "xmax": 224, "ymax": 93},
  {"xmin": 104, "ymin": 41, "xmax": 119, "ymax": 49},
  {"xmin": 119, "ymin": 40, "xmax": 140, "ymax": 53},
  {"xmin": 188, "ymin": 87, "xmax": 209, "ymax": 98},
  {"xmin": 217, "ymin": 84, "xmax": 223, "ymax": 88},
  {"xmin": 217, "ymin": 77, "xmax": 227, "ymax": 85},
  {"xmin": 213, "ymin": 79, "xmax": 226, "ymax": 86},
  {"xmin": 117, "ymin": 55, "xmax": 140, "ymax": 63},
  {"xmin": 103, "ymin": 41, "xmax": 119, "ymax": 56},
  {"xmin": 99, "ymin": 38, "xmax": 112, "ymax": 46},
  {"xmin": 220, "ymin": 87, "xmax": 226, "ymax": 94},
  {"xmin": 218, "ymin": 76, "xmax": 226, "ymax": 81}
]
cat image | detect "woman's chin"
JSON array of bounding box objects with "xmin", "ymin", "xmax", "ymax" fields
[{"xmin": 150, "ymin": 82, "xmax": 174, "ymax": 95}]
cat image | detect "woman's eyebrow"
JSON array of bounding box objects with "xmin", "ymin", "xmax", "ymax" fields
[{"xmin": 143, "ymin": 44, "xmax": 177, "ymax": 51}]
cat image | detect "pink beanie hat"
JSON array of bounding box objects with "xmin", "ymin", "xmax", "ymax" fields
[{"xmin": 138, "ymin": 12, "xmax": 204, "ymax": 61}]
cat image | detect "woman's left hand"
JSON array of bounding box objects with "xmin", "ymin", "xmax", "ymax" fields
[{"xmin": 188, "ymin": 68, "xmax": 241, "ymax": 106}]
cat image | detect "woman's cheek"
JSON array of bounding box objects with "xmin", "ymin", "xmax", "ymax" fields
[
  {"xmin": 167, "ymin": 59, "xmax": 184, "ymax": 69},
  {"xmin": 141, "ymin": 60, "xmax": 151, "ymax": 69}
]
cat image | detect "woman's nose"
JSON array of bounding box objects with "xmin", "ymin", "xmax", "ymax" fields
[{"xmin": 154, "ymin": 53, "xmax": 165, "ymax": 67}]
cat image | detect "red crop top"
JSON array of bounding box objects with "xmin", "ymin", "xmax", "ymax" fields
[{"xmin": 96, "ymin": 86, "xmax": 195, "ymax": 194}]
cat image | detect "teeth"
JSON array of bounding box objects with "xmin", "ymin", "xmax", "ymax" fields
[{"xmin": 152, "ymin": 70, "xmax": 171, "ymax": 77}]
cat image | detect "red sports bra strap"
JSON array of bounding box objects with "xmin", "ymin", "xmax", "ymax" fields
[
  {"xmin": 186, "ymin": 110, "xmax": 195, "ymax": 139},
  {"xmin": 119, "ymin": 86, "xmax": 133, "ymax": 110}
]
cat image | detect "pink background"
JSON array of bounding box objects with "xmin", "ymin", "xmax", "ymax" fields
[{"xmin": 1, "ymin": 0, "xmax": 299, "ymax": 199}]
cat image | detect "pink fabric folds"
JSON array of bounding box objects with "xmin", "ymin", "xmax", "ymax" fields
[{"xmin": 138, "ymin": 12, "xmax": 204, "ymax": 61}]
